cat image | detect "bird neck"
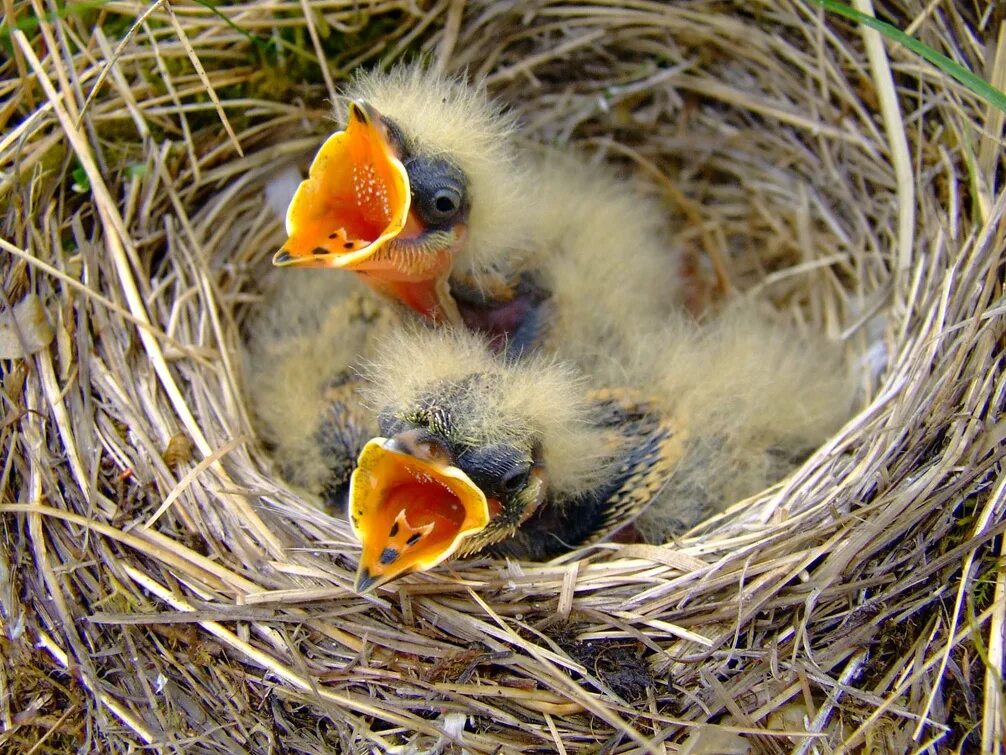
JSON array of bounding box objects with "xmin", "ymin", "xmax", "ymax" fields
[{"xmin": 450, "ymin": 271, "xmax": 551, "ymax": 356}]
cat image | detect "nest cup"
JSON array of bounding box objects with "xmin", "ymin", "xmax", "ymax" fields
[{"xmin": 2, "ymin": 1, "xmax": 1003, "ymax": 752}]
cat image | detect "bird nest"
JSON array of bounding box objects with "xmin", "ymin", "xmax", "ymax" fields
[{"xmin": 2, "ymin": 1, "xmax": 1003, "ymax": 752}]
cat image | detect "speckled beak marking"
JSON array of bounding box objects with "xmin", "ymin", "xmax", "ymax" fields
[
  {"xmin": 274, "ymin": 101, "xmax": 462, "ymax": 324},
  {"xmin": 274, "ymin": 102, "xmax": 410, "ymax": 271},
  {"xmin": 349, "ymin": 438, "xmax": 490, "ymax": 593}
]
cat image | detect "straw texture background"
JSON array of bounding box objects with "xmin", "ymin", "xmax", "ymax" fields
[{"xmin": 1, "ymin": 1, "xmax": 1003, "ymax": 752}]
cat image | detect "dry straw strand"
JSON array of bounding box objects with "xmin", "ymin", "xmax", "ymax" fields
[{"xmin": 1, "ymin": 0, "xmax": 1004, "ymax": 752}]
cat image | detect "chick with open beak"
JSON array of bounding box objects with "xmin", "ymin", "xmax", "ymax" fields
[
  {"xmin": 349, "ymin": 370, "xmax": 547, "ymax": 592},
  {"xmin": 274, "ymin": 100, "xmax": 470, "ymax": 323},
  {"xmin": 349, "ymin": 426, "xmax": 543, "ymax": 592},
  {"xmin": 272, "ymin": 66, "xmax": 532, "ymax": 328},
  {"xmin": 345, "ymin": 329, "xmax": 682, "ymax": 593}
]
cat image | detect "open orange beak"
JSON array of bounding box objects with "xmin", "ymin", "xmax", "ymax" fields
[
  {"xmin": 274, "ymin": 102, "xmax": 461, "ymax": 323},
  {"xmin": 348, "ymin": 437, "xmax": 490, "ymax": 592}
]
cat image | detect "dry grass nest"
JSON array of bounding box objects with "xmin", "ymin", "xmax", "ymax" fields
[{"xmin": 1, "ymin": 1, "xmax": 1004, "ymax": 753}]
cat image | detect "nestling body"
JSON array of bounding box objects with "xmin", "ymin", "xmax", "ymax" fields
[{"xmin": 245, "ymin": 65, "xmax": 855, "ymax": 590}]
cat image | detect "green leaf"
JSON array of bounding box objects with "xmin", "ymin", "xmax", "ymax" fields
[
  {"xmin": 71, "ymin": 165, "xmax": 90, "ymax": 193},
  {"xmin": 807, "ymin": 0, "xmax": 1006, "ymax": 114}
]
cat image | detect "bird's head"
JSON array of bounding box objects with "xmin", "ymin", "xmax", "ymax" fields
[
  {"xmin": 348, "ymin": 329, "xmax": 608, "ymax": 592},
  {"xmin": 275, "ymin": 66, "xmax": 526, "ymax": 324}
]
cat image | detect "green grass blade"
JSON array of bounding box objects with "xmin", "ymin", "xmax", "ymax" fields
[
  {"xmin": 190, "ymin": 0, "xmax": 272, "ymax": 53},
  {"xmin": 808, "ymin": 0, "xmax": 1006, "ymax": 114}
]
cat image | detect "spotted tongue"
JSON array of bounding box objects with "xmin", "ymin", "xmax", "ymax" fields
[
  {"xmin": 354, "ymin": 484, "xmax": 467, "ymax": 592},
  {"xmin": 350, "ymin": 438, "xmax": 491, "ymax": 592},
  {"xmin": 382, "ymin": 483, "xmax": 467, "ymax": 557},
  {"xmin": 274, "ymin": 101, "xmax": 410, "ymax": 268}
]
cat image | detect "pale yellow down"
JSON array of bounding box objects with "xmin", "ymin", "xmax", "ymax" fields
[
  {"xmin": 243, "ymin": 272, "xmax": 396, "ymax": 498},
  {"xmin": 245, "ymin": 272, "xmax": 612, "ymax": 501},
  {"xmin": 245, "ymin": 64, "xmax": 857, "ymax": 542},
  {"xmin": 359, "ymin": 325, "xmax": 613, "ymax": 497}
]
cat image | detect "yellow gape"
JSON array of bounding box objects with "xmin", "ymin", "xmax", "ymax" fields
[
  {"xmin": 274, "ymin": 101, "xmax": 461, "ymax": 322},
  {"xmin": 348, "ymin": 438, "xmax": 490, "ymax": 593},
  {"xmin": 274, "ymin": 102, "xmax": 410, "ymax": 270}
]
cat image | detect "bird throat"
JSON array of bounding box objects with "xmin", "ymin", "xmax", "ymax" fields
[{"xmin": 451, "ymin": 272, "xmax": 550, "ymax": 354}]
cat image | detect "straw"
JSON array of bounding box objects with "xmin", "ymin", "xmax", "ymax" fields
[{"xmin": 1, "ymin": 0, "xmax": 1002, "ymax": 751}]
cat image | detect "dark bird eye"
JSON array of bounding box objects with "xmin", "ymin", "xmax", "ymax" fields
[
  {"xmin": 405, "ymin": 155, "xmax": 468, "ymax": 229},
  {"xmin": 433, "ymin": 188, "xmax": 460, "ymax": 217},
  {"xmin": 501, "ymin": 464, "xmax": 531, "ymax": 495}
]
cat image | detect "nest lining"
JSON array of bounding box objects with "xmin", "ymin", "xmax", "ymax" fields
[{"xmin": 1, "ymin": 1, "xmax": 1004, "ymax": 753}]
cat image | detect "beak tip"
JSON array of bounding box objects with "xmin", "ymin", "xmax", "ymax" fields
[
  {"xmin": 354, "ymin": 568, "xmax": 378, "ymax": 594},
  {"xmin": 348, "ymin": 101, "xmax": 370, "ymax": 124},
  {"xmin": 273, "ymin": 250, "xmax": 293, "ymax": 266}
]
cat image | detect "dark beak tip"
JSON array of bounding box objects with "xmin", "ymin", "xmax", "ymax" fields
[
  {"xmin": 273, "ymin": 250, "xmax": 293, "ymax": 266},
  {"xmin": 349, "ymin": 101, "xmax": 370, "ymax": 124},
  {"xmin": 354, "ymin": 569, "xmax": 378, "ymax": 594}
]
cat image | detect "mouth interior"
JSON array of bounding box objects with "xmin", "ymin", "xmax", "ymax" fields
[
  {"xmin": 383, "ymin": 480, "xmax": 467, "ymax": 552},
  {"xmin": 350, "ymin": 440, "xmax": 489, "ymax": 587},
  {"xmin": 280, "ymin": 108, "xmax": 409, "ymax": 264}
]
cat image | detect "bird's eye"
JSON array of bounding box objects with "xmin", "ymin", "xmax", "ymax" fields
[
  {"xmin": 404, "ymin": 156, "xmax": 468, "ymax": 229},
  {"xmin": 431, "ymin": 188, "xmax": 461, "ymax": 219},
  {"xmin": 500, "ymin": 464, "xmax": 531, "ymax": 496}
]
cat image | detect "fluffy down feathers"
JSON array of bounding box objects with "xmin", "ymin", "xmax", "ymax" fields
[
  {"xmin": 342, "ymin": 65, "xmax": 532, "ymax": 278},
  {"xmin": 246, "ymin": 63, "xmax": 856, "ymax": 549},
  {"xmin": 243, "ymin": 272, "xmax": 398, "ymax": 497},
  {"xmin": 626, "ymin": 306, "xmax": 855, "ymax": 540},
  {"xmin": 523, "ymin": 149, "xmax": 681, "ymax": 361},
  {"xmin": 246, "ymin": 272, "xmax": 854, "ymax": 541},
  {"xmin": 360, "ymin": 326, "xmax": 612, "ymax": 497}
]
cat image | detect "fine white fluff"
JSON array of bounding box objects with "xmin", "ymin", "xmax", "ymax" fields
[{"xmin": 264, "ymin": 165, "xmax": 304, "ymax": 221}]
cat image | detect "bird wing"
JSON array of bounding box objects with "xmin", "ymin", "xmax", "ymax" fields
[{"xmin": 578, "ymin": 388, "xmax": 688, "ymax": 547}]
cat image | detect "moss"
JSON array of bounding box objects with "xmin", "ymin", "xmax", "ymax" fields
[{"xmin": 0, "ymin": 618, "xmax": 86, "ymax": 753}]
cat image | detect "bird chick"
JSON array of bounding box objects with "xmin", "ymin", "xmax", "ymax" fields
[
  {"xmin": 244, "ymin": 276, "xmax": 683, "ymax": 593},
  {"xmin": 245, "ymin": 275, "xmax": 854, "ymax": 591},
  {"xmin": 273, "ymin": 65, "xmax": 526, "ymax": 324},
  {"xmin": 351, "ymin": 327, "xmax": 683, "ymax": 591},
  {"xmin": 594, "ymin": 305, "xmax": 856, "ymax": 541},
  {"xmin": 272, "ymin": 64, "xmax": 681, "ymax": 348}
]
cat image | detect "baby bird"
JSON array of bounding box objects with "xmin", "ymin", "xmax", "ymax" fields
[
  {"xmin": 245, "ymin": 277, "xmax": 681, "ymax": 591},
  {"xmin": 272, "ymin": 65, "xmax": 681, "ymax": 352},
  {"xmin": 350, "ymin": 328, "xmax": 682, "ymax": 591},
  {"xmin": 245, "ymin": 274, "xmax": 853, "ymax": 591}
]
